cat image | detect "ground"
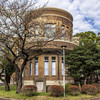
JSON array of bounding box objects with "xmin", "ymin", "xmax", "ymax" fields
[
  {"xmin": 0, "ymin": 85, "xmax": 100, "ymax": 100},
  {"xmin": 0, "ymin": 96, "xmax": 100, "ymax": 100}
]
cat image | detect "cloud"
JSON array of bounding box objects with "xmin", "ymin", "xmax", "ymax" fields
[{"xmin": 36, "ymin": 0, "xmax": 100, "ymax": 34}]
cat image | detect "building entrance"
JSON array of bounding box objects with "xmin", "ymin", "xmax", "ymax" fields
[
  {"xmin": 34, "ymin": 77, "xmax": 46, "ymax": 92},
  {"xmin": 36, "ymin": 82, "xmax": 44, "ymax": 92}
]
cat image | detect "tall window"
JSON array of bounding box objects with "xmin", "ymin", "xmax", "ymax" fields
[
  {"xmin": 44, "ymin": 57, "xmax": 49, "ymax": 75},
  {"xmin": 62, "ymin": 57, "xmax": 64, "ymax": 75},
  {"xmin": 24, "ymin": 69, "xmax": 27, "ymax": 77},
  {"xmin": 61, "ymin": 25, "xmax": 65, "ymax": 40},
  {"xmin": 30, "ymin": 27, "xmax": 33, "ymax": 41},
  {"xmin": 29, "ymin": 60, "xmax": 32, "ymax": 76},
  {"xmin": 34, "ymin": 57, "xmax": 38, "ymax": 75},
  {"xmin": 30, "ymin": 27, "xmax": 33, "ymax": 33},
  {"xmin": 52, "ymin": 57, "xmax": 56, "ymax": 75},
  {"xmin": 66, "ymin": 29, "xmax": 69, "ymax": 41},
  {"xmin": 44, "ymin": 24, "xmax": 56, "ymax": 40},
  {"xmin": 35, "ymin": 25, "xmax": 39, "ymax": 39}
]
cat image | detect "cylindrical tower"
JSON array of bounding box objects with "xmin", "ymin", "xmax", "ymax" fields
[{"xmin": 24, "ymin": 7, "xmax": 77, "ymax": 92}]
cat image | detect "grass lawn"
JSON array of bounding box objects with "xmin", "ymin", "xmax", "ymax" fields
[{"xmin": 0, "ymin": 85, "xmax": 100, "ymax": 100}]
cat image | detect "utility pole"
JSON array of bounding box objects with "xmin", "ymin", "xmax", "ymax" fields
[{"xmin": 61, "ymin": 46, "xmax": 67, "ymax": 97}]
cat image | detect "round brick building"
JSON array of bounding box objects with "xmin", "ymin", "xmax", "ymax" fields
[{"xmin": 23, "ymin": 7, "xmax": 78, "ymax": 92}]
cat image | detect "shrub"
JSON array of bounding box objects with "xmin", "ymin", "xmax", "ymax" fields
[
  {"xmin": 92, "ymin": 83, "xmax": 100, "ymax": 92},
  {"xmin": 81, "ymin": 84, "xmax": 98, "ymax": 95},
  {"xmin": 65, "ymin": 84, "xmax": 72, "ymax": 93},
  {"xmin": 68, "ymin": 85, "xmax": 81, "ymax": 96},
  {"xmin": 48, "ymin": 85, "xmax": 64, "ymax": 97},
  {"xmin": 21, "ymin": 85, "xmax": 37, "ymax": 96}
]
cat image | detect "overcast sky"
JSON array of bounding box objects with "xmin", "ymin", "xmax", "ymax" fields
[{"xmin": 36, "ymin": 0, "xmax": 100, "ymax": 35}]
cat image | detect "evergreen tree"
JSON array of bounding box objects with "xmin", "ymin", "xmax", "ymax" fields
[{"xmin": 66, "ymin": 38, "xmax": 100, "ymax": 85}]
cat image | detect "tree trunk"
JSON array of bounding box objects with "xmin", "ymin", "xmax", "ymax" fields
[
  {"xmin": 5, "ymin": 81, "xmax": 10, "ymax": 91},
  {"xmin": 90, "ymin": 74, "xmax": 93, "ymax": 84},
  {"xmin": 5, "ymin": 73, "xmax": 10, "ymax": 91},
  {"xmin": 95, "ymin": 74, "xmax": 99, "ymax": 83},
  {"xmin": 16, "ymin": 72, "xmax": 23, "ymax": 93},
  {"xmin": 78, "ymin": 82, "xmax": 81, "ymax": 89},
  {"xmin": 15, "ymin": 58, "xmax": 28, "ymax": 93},
  {"xmin": 16, "ymin": 68, "xmax": 19, "ymax": 92},
  {"xmin": 84, "ymin": 78, "xmax": 87, "ymax": 85}
]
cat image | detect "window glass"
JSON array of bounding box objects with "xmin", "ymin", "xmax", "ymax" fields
[
  {"xmin": 34, "ymin": 57, "xmax": 38, "ymax": 75},
  {"xmin": 66, "ymin": 29, "xmax": 69, "ymax": 41},
  {"xmin": 52, "ymin": 57, "xmax": 56, "ymax": 75},
  {"xmin": 29, "ymin": 60, "xmax": 32, "ymax": 76},
  {"xmin": 35, "ymin": 25, "xmax": 39, "ymax": 39},
  {"xmin": 61, "ymin": 25, "xmax": 65, "ymax": 40},
  {"xmin": 62, "ymin": 57, "xmax": 63, "ymax": 75},
  {"xmin": 30, "ymin": 27, "xmax": 33, "ymax": 33},
  {"xmin": 30, "ymin": 27, "xmax": 33, "ymax": 41},
  {"xmin": 44, "ymin": 24, "xmax": 56, "ymax": 40},
  {"xmin": 44, "ymin": 57, "xmax": 49, "ymax": 75}
]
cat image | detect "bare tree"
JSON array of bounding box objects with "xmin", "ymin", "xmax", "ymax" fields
[
  {"xmin": 0, "ymin": 0, "xmax": 59, "ymax": 93},
  {"xmin": 0, "ymin": 39, "xmax": 16, "ymax": 91}
]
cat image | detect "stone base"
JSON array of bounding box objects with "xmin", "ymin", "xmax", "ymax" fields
[
  {"xmin": 23, "ymin": 80, "xmax": 74, "ymax": 85},
  {"xmin": 46, "ymin": 80, "xmax": 74, "ymax": 85},
  {"xmin": 23, "ymin": 79, "xmax": 74, "ymax": 92},
  {"xmin": 23, "ymin": 80, "xmax": 34, "ymax": 85}
]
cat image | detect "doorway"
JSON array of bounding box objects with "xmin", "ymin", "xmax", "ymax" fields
[
  {"xmin": 34, "ymin": 77, "xmax": 46, "ymax": 92},
  {"xmin": 36, "ymin": 82, "xmax": 44, "ymax": 92}
]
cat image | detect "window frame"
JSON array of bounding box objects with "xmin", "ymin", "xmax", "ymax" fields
[
  {"xmin": 66, "ymin": 29, "xmax": 69, "ymax": 41},
  {"xmin": 61, "ymin": 25, "xmax": 65, "ymax": 40},
  {"xmin": 62, "ymin": 57, "xmax": 64, "ymax": 75},
  {"xmin": 34, "ymin": 57, "xmax": 38, "ymax": 76},
  {"xmin": 44, "ymin": 56, "xmax": 49, "ymax": 76},
  {"xmin": 29, "ymin": 60, "xmax": 32, "ymax": 76},
  {"xmin": 51, "ymin": 56, "xmax": 56, "ymax": 76},
  {"xmin": 44, "ymin": 23, "xmax": 56, "ymax": 40},
  {"xmin": 35, "ymin": 25, "xmax": 39, "ymax": 39}
]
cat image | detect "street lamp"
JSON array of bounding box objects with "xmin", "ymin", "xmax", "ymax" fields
[{"xmin": 61, "ymin": 45, "xmax": 67, "ymax": 97}]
